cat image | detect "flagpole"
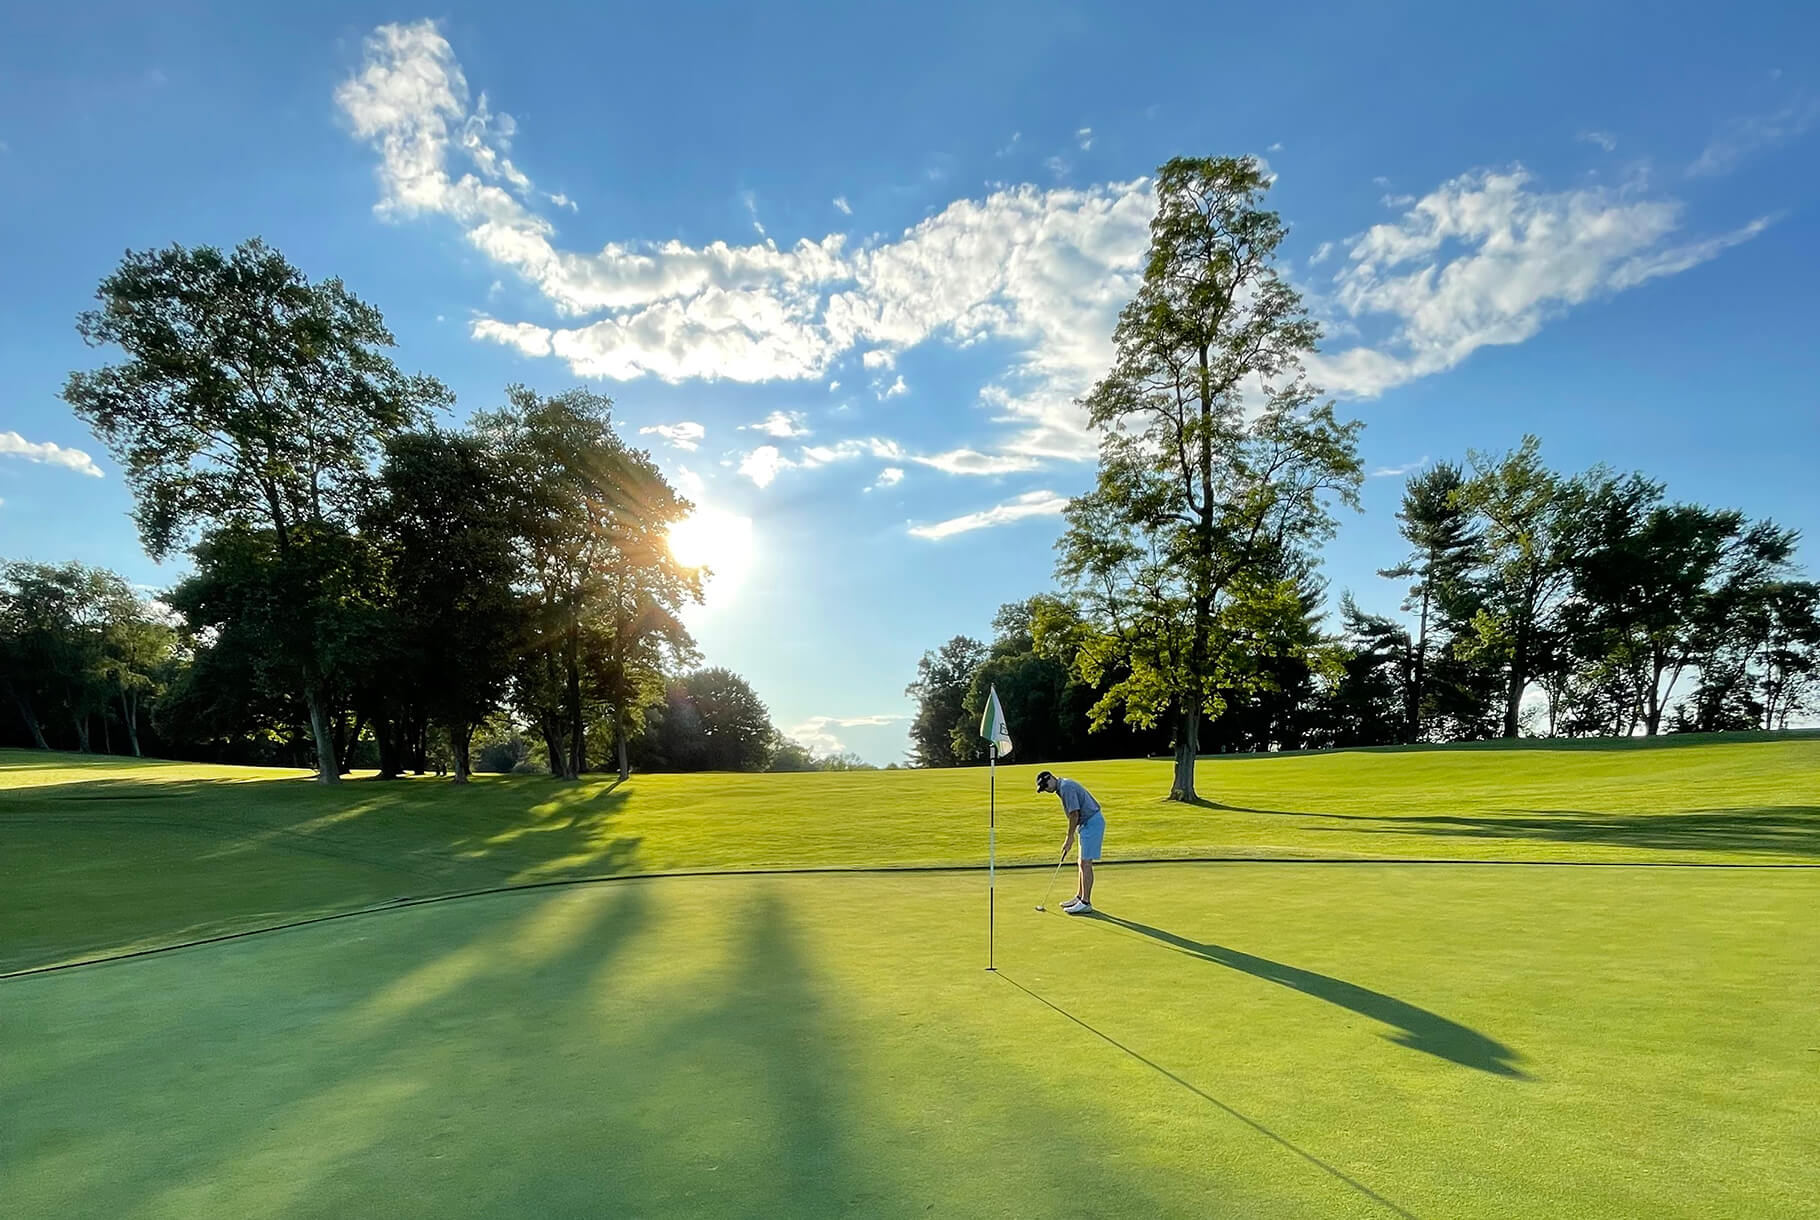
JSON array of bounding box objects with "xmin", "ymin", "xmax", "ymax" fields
[{"xmin": 987, "ymin": 739, "xmax": 996, "ymax": 971}]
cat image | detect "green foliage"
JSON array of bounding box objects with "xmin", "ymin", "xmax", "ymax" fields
[
  {"xmin": 905, "ymin": 635, "xmax": 986, "ymax": 767},
  {"xmin": 1056, "ymin": 155, "xmax": 1363, "ymax": 798},
  {"xmin": 632, "ymin": 668, "xmax": 774, "ymax": 772}
]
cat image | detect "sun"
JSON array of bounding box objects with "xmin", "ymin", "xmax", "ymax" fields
[{"xmin": 667, "ymin": 506, "xmax": 756, "ymax": 604}]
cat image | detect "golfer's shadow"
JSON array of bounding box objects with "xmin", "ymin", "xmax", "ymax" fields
[{"xmin": 1090, "ymin": 913, "xmax": 1527, "ymax": 1078}]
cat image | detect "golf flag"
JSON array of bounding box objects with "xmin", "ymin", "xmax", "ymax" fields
[
  {"xmin": 980, "ymin": 685, "xmax": 1012, "ymax": 758},
  {"xmin": 982, "ymin": 683, "xmax": 1012, "ymax": 971}
]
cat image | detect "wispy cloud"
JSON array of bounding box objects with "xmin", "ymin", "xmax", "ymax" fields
[
  {"xmin": 1076, "ymin": 127, "xmax": 1093, "ymax": 151},
  {"xmin": 1370, "ymin": 456, "xmax": 1430, "ymax": 477},
  {"xmin": 1268, "ymin": 141, "xmax": 1284, "ymax": 152},
  {"xmin": 909, "ymin": 490, "xmax": 1068, "ymax": 539},
  {"xmin": 877, "ymin": 374, "xmax": 908, "ymax": 400},
  {"xmin": 1578, "ymin": 130, "xmax": 1617, "ymax": 152},
  {"xmin": 861, "ymin": 349, "xmax": 895, "ymax": 370},
  {"xmin": 1688, "ymin": 94, "xmax": 1820, "ymax": 177},
  {"xmin": 742, "ymin": 410, "xmax": 810, "ymax": 439},
  {"xmin": 0, "ymin": 431, "xmax": 104, "ymax": 478},
  {"xmin": 639, "ymin": 421, "xmax": 705, "ymax": 451},
  {"xmin": 869, "ymin": 467, "xmax": 904, "ymax": 491},
  {"xmin": 996, "ymin": 131, "xmax": 1021, "ymax": 157},
  {"xmin": 1309, "ymin": 166, "xmax": 1774, "ymax": 398},
  {"xmin": 833, "ymin": 195, "xmax": 851, "ymax": 215},
  {"xmin": 786, "ymin": 713, "xmax": 904, "ymax": 754}
]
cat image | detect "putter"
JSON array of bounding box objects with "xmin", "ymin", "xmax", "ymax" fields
[{"xmin": 1034, "ymin": 846, "xmax": 1071, "ymax": 912}]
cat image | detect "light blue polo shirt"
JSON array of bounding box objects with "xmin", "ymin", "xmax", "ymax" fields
[{"xmin": 1057, "ymin": 777, "xmax": 1101, "ymax": 820}]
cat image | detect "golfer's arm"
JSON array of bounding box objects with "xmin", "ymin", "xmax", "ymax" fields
[{"xmin": 1063, "ymin": 808, "xmax": 1080, "ymax": 850}]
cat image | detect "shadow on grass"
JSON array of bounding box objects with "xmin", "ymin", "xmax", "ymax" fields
[
  {"xmin": 1195, "ymin": 728, "xmax": 1820, "ymax": 760},
  {"xmin": 997, "ymin": 972, "xmax": 1421, "ymax": 1220},
  {"xmin": 1090, "ymin": 914, "xmax": 1527, "ymax": 1079},
  {"xmin": 1220, "ymin": 804, "xmax": 1820, "ymax": 858}
]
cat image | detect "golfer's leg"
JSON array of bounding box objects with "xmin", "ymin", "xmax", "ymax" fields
[{"xmin": 1080, "ymin": 859, "xmax": 1094, "ymax": 904}]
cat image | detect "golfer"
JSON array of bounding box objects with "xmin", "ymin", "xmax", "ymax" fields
[{"xmin": 1036, "ymin": 770, "xmax": 1105, "ymax": 914}]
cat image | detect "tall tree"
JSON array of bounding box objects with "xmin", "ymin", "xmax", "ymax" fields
[
  {"xmin": 1454, "ymin": 436, "xmax": 1582, "ymax": 738},
  {"xmin": 62, "ymin": 237, "xmax": 450, "ymax": 782},
  {"xmin": 1056, "ymin": 155, "xmax": 1362, "ymax": 801},
  {"xmin": 1377, "ymin": 462, "xmax": 1477, "ymax": 742},
  {"xmin": 476, "ymin": 385, "xmax": 694, "ymax": 779},
  {"xmin": 364, "ymin": 428, "xmax": 529, "ymax": 783}
]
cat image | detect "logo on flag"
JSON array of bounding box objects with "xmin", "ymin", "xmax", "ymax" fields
[{"xmin": 980, "ymin": 684, "xmax": 1012, "ymax": 757}]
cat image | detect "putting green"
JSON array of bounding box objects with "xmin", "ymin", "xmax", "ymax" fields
[{"xmin": 5, "ymin": 863, "xmax": 1815, "ymax": 1218}]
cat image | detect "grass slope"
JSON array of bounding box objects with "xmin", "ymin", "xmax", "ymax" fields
[{"xmin": 3, "ymin": 733, "xmax": 1817, "ymax": 972}]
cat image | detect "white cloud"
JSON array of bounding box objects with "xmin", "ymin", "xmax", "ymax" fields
[
  {"xmin": 1578, "ymin": 130, "xmax": 1617, "ymax": 152},
  {"xmin": 738, "ymin": 445, "xmax": 794, "ymax": 488},
  {"xmin": 1045, "ymin": 156, "xmax": 1071, "ymax": 178},
  {"xmin": 1370, "ymin": 456, "xmax": 1430, "ymax": 478},
  {"xmin": 872, "ymin": 467, "xmax": 904, "ymax": 490},
  {"xmin": 798, "ymin": 437, "xmax": 902, "ymax": 467},
  {"xmin": 742, "ymin": 189, "xmax": 766, "ymax": 236},
  {"xmin": 1076, "ymin": 127, "xmax": 1093, "ymax": 151},
  {"xmin": 879, "ymin": 374, "xmax": 908, "ymax": 400},
  {"xmin": 0, "ymin": 432, "xmax": 104, "ymax": 478},
  {"xmin": 673, "ymin": 466, "xmax": 706, "ymax": 499},
  {"xmin": 909, "ymin": 490, "xmax": 1069, "ymax": 539},
  {"xmin": 833, "ymin": 196, "xmax": 851, "ymax": 215},
  {"xmin": 338, "ymin": 20, "xmax": 1153, "ymax": 469},
  {"xmin": 742, "ymin": 410, "xmax": 811, "ymax": 439},
  {"xmin": 828, "ymin": 380, "xmax": 840, "ymax": 392},
  {"xmin": 639, "ymin": 421, "xmax": 705, "ymax": 451},
  {"xmin": 1268, "ymin": 141, "xmax": 1284, "ymax": 152},
  {"xmin": 1688, "ymin": 95, "xmax": 1819, "ymax": 177},
  {"xmin": 548, "ymin": 191, "xmax": 578, "ymax": 210},
  {"xmin": 861, "ymin": 349, "xmax": 895, "ymax": 370},
  {"xmin": 1380, "ymin": 193, "xmax": 1416, "ymax": 208},
  {"xmin": 1309, "ymin": 240, "xmax": 1336, "ymax": 266},
  {"xmin": 1372, "ymin": 176, "xmax": 1392, "ymax": 188},
  {"xmin": 1309, "ymin": 166, "xmax": 1774, "ymax": 397},
  {"xmin": 996, "ymin": 132, "xmax": 1021, "ymax": 157},
  {"xmin": 787, "ymin": 713, "xmax": 905, "ymax": 754},
  {"xmin": 909, "ymin": 449, "xmax": 1038, "ymax": 476}
]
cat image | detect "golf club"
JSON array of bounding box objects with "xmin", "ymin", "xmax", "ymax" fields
[{"xmin": 1034, "ymin": 845, "xmax": 1070, "ymax": 911}]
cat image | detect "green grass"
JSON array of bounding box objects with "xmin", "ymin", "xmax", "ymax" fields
[
  {"xmin": 3, "ymin": 735, "xmax": 1818, "ymax": 1216},
  {"xmin": 3, "ymin": 733, "xmax": 1816, "ymax": 973}
]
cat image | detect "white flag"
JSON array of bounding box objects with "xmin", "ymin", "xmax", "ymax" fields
[{"xmin": 980, "ymin": 684, "xmax": 1012, "ymax": 757}]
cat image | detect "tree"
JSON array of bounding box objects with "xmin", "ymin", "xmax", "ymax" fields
[
  {"xmin": 364, "ymin": 428, "xmax": 528, "ymax": 783},
  {"xmin": 905, "ymin": 635, "xmax": 986, "ymax": 767},
  {"xmin": 1055, "ymin": 156, "xmax": 1363, "ymax": 801},
  {"xmin": 62, "ymin": 237, "xmax": 450, "ymax": 782},
  {"xmin": 1378, "ymin": 462, "xmax": 1478, "ymax": 741},
  {"xmin": 476, "ymin": 386, "xmax": 696, "ymax": 779},
  {"xmin": 633, "ymin": 668, "xmax": 773, "ymax": 771},
  {"xmin": 1454, "ymin": 436, "xmax": 1582, "ymax": 739}
]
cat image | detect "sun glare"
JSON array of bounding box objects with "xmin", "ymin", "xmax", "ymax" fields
[{"xmin": 667, "ymin": 507, "xmax": 756, "ymax": 605}]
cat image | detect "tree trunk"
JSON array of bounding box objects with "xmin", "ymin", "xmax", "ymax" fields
[
  {"xmin": 122, "ymin": 688, "xmax": 142, "ymax": 757},
  {"xmin": 1502, "ymin": 626, "xmax": 1527, "ymax": 739},
  {"xmin": 102, "ymin": 710, "xmax": 112, "ymax": 755},
  {"xmin": 542, "ymin": 718, "xmax": 568, "ymax": 780},
  {"xmin": 1410, "ymin": 580, "xmax": 1431, "ymax": 744},
  {"xmin": 304, "ymin": 685, "xmax": 340, "ymax": 785},
  {"xmin": 375, "ymin": 717, "xmax": 401, "ymax": 780},
  {"xmin": 73, "ymin": 710, "xmax": 92, "ymax": 753},
  {"xmin": 566, "ymin": 654, "xmax": 585, "ymax": 779},
  {"xmin": 4, "ymin": 678, "xmax": 50, "ymax": 749},
  {"xmin": 616, "ymin": 703, "xmax": 630, "ymax": 782},
  {"xmin": 450, "ymin": 722, "xmax": 472, "ymax": 785},
  {"xmin": 1169, "ymin": 705, "xmax": 1200, "ymax": 803}
]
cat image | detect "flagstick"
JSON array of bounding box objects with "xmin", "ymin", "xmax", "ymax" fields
[{"xmin": 987, "ymin": 740, "xmax": 996, "ymax": 972}]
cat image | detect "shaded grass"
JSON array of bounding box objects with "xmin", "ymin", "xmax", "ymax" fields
[{"xmin": 4, "ymin": 865, "xmax": 1815, "ymax": 1218}]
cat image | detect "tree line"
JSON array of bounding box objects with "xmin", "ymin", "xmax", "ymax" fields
[
  {"xmin": 906, "ymin": 156, "xmax": 1817, "ymax": 797},
  {"xmin": 3, "ymin": 238, "xmax": 869, "ymax": 779}
]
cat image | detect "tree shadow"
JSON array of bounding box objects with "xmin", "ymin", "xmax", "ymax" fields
[
  {"xmin": 1089, "ymin": 913, "xmax": 1527, "ymax": 1078},
  {"xmin": 1196, "ymin": 728, "xmax": 1820, "ymax": 760},
  {"xmin": 1260, "ymin": 805, "xmax": 1820, "ymax": 859}
]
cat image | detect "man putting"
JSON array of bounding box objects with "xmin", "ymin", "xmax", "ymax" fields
[{"xmin": 1036, "ymin": 770, "xmax": 1105, "ymax": 914}]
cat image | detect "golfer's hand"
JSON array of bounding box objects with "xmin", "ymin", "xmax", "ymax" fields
[{"xmin": 1061, "ymin": 835, "xmax": 1075, "ymax": 858}]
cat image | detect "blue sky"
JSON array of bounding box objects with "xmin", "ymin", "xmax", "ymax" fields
[{"xmin": 3, "ymin": 1, "xmax": 1817, "ymax": 763}]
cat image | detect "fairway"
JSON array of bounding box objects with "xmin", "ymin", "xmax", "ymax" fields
[{"xmin": 4, "ymin": 738, "xmax": 1819, "ymax": 1217}]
